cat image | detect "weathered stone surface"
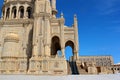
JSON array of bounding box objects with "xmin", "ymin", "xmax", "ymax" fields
[
  {"xmin": 0, "ymin": 0, "xmax": 119, "ymax": 75},
  {"xmin": 0, "ymin": 0, "xmax": 78, "ymax": 75}
]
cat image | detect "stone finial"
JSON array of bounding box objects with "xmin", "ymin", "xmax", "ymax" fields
[
  {"xmin": 74, "ymin": 14, "xmax": 77, "ymax": 21},
  {"xmin": 61, "ymin": 12, "xmax": 64, "ymax": 18}
]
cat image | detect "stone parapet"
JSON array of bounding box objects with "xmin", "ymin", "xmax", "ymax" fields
[
  {"xmin": 0, "ymin": 59, "xmax": 27, "ymax": 74},
  {"xmin": 28, "ymin": 57, "xmax": 68, "ymax": 75},
  {"xmin": 0, "ymin": 19, "xmax": 33, "ymax": 25}
]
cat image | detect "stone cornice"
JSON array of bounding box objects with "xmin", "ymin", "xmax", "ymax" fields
[
  {"xmin": 33, "ymin": 13, "xmax": 51, "ymax": 18},
  {"xmin": 50, "ymin": 18, "xmax": 59, "ymax": 23},
  {"xmin": 0, "ymin": 19, "xmax": 34, "ymax": 26},
  {"xmin": 64, "ymin": 27, "xmax": 74, "ymax": 30}
]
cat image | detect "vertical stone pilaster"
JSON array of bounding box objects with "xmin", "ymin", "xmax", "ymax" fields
[
  {"xmin": 73, "ymin": 51, "xmax": 78, "ymax": 61},
  {"xmin": 32, "ymin": 17, "xmax": 40, "ymax": 57},
  {"xmin": 24, "ymin": 4, "xmax": 28, "ymax": 19},
  {"xmin": 61, "ymin": 48, "xmax": 65, "ymax": 57},
  {"xmin": 24, "ymin": 6, "xmax": 27, "ymax": 19},
  {"xmin": 74, "ymin": 15, "xmax": 79, "ymax": 60},
  {"xmin": 60, "ymin": 16, "xmax": 65, "ymax": 58},
  {"xmin": 9, "ymin": 5, "xmax": 12, "ymax": 19},
  {"xmin": 44, "ymin": 17, "xmax": 51, "ymax": 57},
  {"xmin": 51, "ymin": 0, "xmax": 56, "ymax": 10},
  {"xmin": 4, "ymin": 7, "xmax": 7, "ymax": 20},
  {"xmin": 16, "ymin": 4, "xmax": 20, "ymax": 19}
]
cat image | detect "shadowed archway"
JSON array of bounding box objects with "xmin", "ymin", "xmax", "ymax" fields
[{"xmin": 51, "ymin": 36, "xmax": 61, "ymax": 58}]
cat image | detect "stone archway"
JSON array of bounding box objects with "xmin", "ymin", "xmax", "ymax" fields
[
  {"xmin": 51, "ymin": 36, "xmax": 61, "ymax": 58},
  {"xmin": 65, "ymin": 40, "xmax": 74, "ymax": 61},
  {"xmin": 65, "ymin": 40, "xmax": 79, "ymax": 74}
]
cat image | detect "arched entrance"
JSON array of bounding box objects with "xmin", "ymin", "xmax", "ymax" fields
[
  {"xmin": 51, "ymin": 36, "xmax": 61, "ymax": 58},
  {"xmin": 65, "ymin": 40, "xmax": 79, "ymax": 74}
]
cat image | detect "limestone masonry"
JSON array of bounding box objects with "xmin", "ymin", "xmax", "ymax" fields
[{"xmin": 0, "ymin": 0, "xmax": 119, "ymax": 75}]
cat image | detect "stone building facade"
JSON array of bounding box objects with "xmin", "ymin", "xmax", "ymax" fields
[
  {"xmin": 111, "ymin": 64, "xmax": 120, "ymax": 73},
  {"xmin": 0, "ymin": 0, "xmax": 78, "ymax": 75},
  {"xmin": 0, "ymin": 0, "xmax": 119, "ymax": 75},
  {"xmin": 79, "ymin": 56, "xmax": 113, "ymax": 67},
  {"xmin": 77, "ymin": 56, "xmax": 114, "ymax": 74}
]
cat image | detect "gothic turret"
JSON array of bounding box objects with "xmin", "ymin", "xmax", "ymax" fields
[
  {"xmin": 2, "ymin": 0, "xmax": 33, "ymax": 20},
  {"xmin": 51, "ymin": 0, "xmax": 57, "ymax": 18}
]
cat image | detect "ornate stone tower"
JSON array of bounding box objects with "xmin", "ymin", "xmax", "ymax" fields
[
  {"xmin": 0, "ymin": 0, "xmax": 34, "ymax": 74},
  {"xmin": 0, "ymin": 0, "xmax": 79, "ymax": 75}
]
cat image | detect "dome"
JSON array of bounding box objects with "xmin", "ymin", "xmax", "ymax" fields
[{"xmin": 4, "ymin": 33, "xmax": 19, "ymax": 42}]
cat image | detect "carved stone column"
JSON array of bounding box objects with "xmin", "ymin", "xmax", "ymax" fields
[
  {"xmin": 4, "ymin": 7, "xmax": 7, "ymax": 20},
  {"xmin": 9, "ymin": 5, "xmax": 12, "ymax": 19},
  {"xmin": 24, "ymin": 5, "xmax": 28, "ymax": 19},
  {"xmin": 51, "ymin": 0, "xmax": 57, "ymax": 18},
  {"xmin": 60, "ymin": 15, "xmax": 65, "ymax": 58},
  {"xmin": 44, "ymin": 17, "xmax": 51, "ymax": 57},
  {"xmin": 51, "ymin": 0, "xmax": 56, "ymax": 10},
  {"xmin": 16, "ymin": 4, "xmax": 20, "ymax": 19},
  {"xmin": 73, "ymin": 51, "xmax": 78, "ymax": 61},
  {"xmin": 32, "ymin": 15, "xmax": 39, "ymax": 57},
  {"xmin": 61, "ymin": 48, "xmax": 65, "ymax": 57},
  {"xmin": 74, "ymin": 15, "xmax": 79, "ymax": 60}
]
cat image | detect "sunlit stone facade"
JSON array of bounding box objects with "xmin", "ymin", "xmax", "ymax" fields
[
  {"xmin": 0, "ymin": 0, "xmax": 78, "ymax": 75},
  {"xmin": 0, "ymin": 0, "xmax": 118, "ymax": 75}
]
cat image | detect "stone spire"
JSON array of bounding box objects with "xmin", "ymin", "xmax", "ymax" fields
[
  {"xmin": 61, "ymin": 12, "xmax": 64, "ymax": 18},
  {"xmin": 74, "ymin": 14, "xmax": 79, "ymax": 60},
  {"xmin": 51, "ymin": 0, "xmax": 57, "ymax": 18}
]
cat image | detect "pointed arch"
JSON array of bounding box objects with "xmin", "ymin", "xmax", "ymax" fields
[
  {"xmin": 65, "ymin": 40, "xmax": 74, "ymax": 60},
  {"xmin": 19, "ymin": 6, "xmax": 24, "ymax": 18},
  {"xmin": 51, "ymin": 36, "xmax": 61, "ymax": 57},
  {"xmin": 27, "ymin": 7, "xmax": 32, "ymax": 18},
  {"xmin": 65, "ymin": 40, "xmax": 74, "ymax": 50},
  {"xmin": 6, "ymin": 7, "xmax": 10, "ymax": 19},
  {"xmin": 12, "ymin": 6, "xmax": 17, "ymax": 18}
]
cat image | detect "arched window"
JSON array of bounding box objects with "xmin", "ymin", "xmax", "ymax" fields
[
  {"xmin": 6, "ymin": 8, "xmax": 10, "ymax": 19},
  {"xmin": 19, "ymin": 6, "xmax": 24, "ymax": 18},
  {"xmin": 12, "ymin": 6, "xmax": 17, "ymax": 18},
  {"xmin": 51, "ymin": 36, "xmax": 61, "ymax": 58},
  {"xmin": 27, "ymin": 7, "xmax": 32, "ymax": 18}
]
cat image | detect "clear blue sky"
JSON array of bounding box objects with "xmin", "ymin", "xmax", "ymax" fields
[
  {"xmin": 0, "ymin": 0, "xmax": 120, "ymax": 64},
  {"xmin": 56, "ymin": 0, "xmax": 120, "ymax": 64}
]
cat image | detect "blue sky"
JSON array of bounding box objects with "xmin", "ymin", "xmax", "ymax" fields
[
  {"xmin": 0, "ymin": 0, "xmax": 120, "ymax": 64},
  {"xmin": 56, "ymin": 0, "xmax": 120, "ymax": 64}
]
